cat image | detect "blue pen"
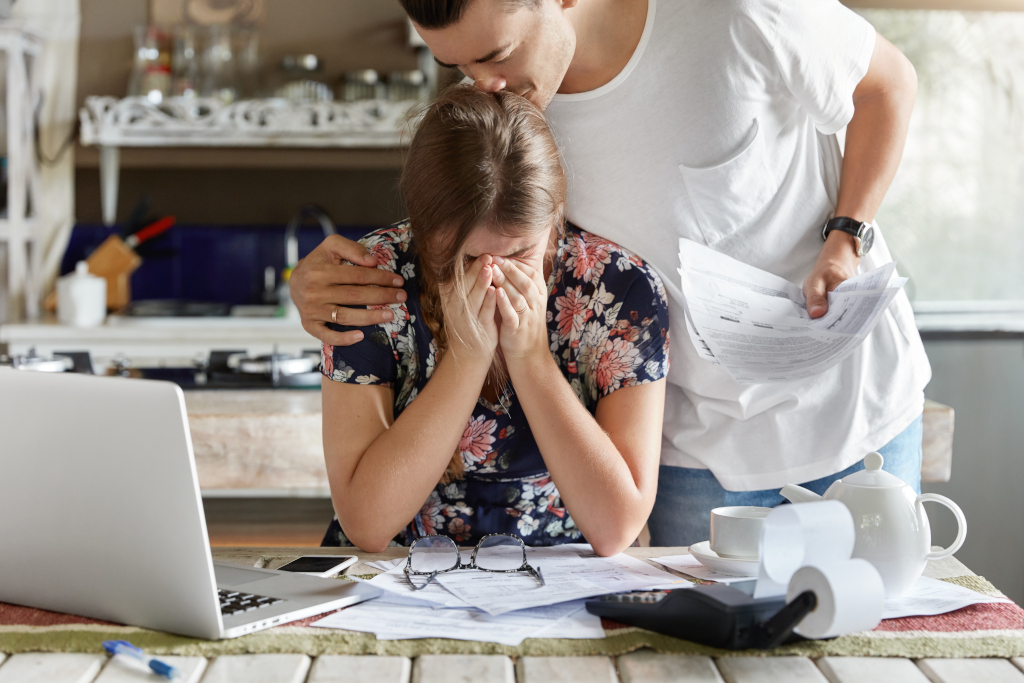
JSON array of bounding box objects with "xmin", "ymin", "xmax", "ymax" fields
[{"xmin": 102, "ymin": 640, "xmax": 180, "ymax": 679}]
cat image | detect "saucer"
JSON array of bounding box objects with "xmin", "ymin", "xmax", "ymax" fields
[{"xmin": 688, "ymin": 541, "xmax": 759, "ymax": 577}]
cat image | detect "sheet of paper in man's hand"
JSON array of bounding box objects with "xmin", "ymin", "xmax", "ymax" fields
[{"xmin": 677, "ymin": 238, "xmax": 906, "ymax": 384}]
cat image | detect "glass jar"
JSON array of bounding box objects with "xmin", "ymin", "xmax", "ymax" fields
[
  {"xmin": 171, "ymin": 25, "xmax": 198, "ymax": 98},
  {"xmin": 200, "ymin": 24, "xmax": 238, "ymax": 104},
  {"xmin": 129, "ymin": 25, "xmax": 171, "ymax": 104},
  {"xmin": 388, "ymin": 70, "xmax": 429, "ymax": 103},
  {"xmin": 272, "ymin": 54, "xmax": 333, "ymax": 104},
  {"xmin": 340, "ymin": 69, "xmax": 386, "ymax": 102}
]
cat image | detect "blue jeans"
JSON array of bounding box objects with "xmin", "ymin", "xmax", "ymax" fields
[{"xmin": 647, "ymin": 415, "xmax": 923, "ymax": 547}]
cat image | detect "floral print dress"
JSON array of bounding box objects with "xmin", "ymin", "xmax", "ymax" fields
[{"xmin": 321, "ymin": 220, "xmax": 670, "ymax": 548}]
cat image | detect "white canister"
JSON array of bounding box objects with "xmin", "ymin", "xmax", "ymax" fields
[{"xmin": 57, "ymin": 261, "xmax": 107, "ymax": 327}]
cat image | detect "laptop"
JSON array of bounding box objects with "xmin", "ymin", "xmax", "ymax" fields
[{"xmin": 0, "ymin": 368, "xmax": 379, "ymax": 639}]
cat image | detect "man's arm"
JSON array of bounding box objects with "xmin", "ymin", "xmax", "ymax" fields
[
  {"xmin": 290, "ymin": 234, "xmax": 409, "ymax": 345},
  {"xmin": 803, "ymin": 35, "xmax": 917, "ymax": 318}
]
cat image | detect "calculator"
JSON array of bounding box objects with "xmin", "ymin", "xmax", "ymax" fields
[{"xmin": 585, "ymin": 580, "xmax": 817, "ymax": 650}]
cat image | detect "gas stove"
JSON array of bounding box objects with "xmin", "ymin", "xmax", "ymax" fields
[{"xmin": 1, "ymin": 348, "xmax": 322, "ymax": 389}]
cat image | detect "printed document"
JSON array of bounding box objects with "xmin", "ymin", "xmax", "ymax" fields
[
  {"xmin": 312, "ymin": 593, "xmax": 603, "ymax": 646},
  {"xmin": 649, "ymin": 554, "xmax": 753, "ymax": 585},
  {"xmin": 678, "ymin": 239, "xmax": 906, "ymax": 383},
  {"xmin": 365, "ymin": 544, "xmax": 687, "ymax": 615},
  {"xmin": 882, "ymin": 576, "xmax": 1012, "ymax": 619},
  {"xmin": 434, "ymin": 545, "xmax": 688, "ymax": 615}
]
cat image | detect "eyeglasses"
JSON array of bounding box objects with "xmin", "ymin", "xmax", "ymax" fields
[{"xmin": 403, "ymin": 533, "xmax": 545, "ymax": 590}]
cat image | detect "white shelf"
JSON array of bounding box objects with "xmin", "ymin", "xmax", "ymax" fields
[
  {"xmin": 79, "ymin": 96, "xmax": 419, "ymax": 149},
  {"xmin": 79, "ymin": 95, "xmax": 420, "ymax": 225}
]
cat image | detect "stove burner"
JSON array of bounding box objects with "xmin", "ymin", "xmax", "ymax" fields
[
  {"xmin": 122, "ymin": 300, "xmax": 232, "ymax": 317},
  {"xmin": 226, "ymin": 351, "xmax": 319, "ymax": 377},
  {"xmin": 1, "ymin": 348, "xmax": 77, "ymax": 373},
  {"xmin": 206, "ymin": 349, "xmax": 322, "ymax": 388},
  {"xmin": 3, "ymin": 348, "xmax": 319, "ymax": 389}
]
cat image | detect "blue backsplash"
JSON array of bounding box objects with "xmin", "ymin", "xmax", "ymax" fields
[{"xmin": 63, "ymin": 223, "xmax": 374, "ymax": 306}]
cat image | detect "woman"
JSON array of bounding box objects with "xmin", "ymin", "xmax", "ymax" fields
[{"xmin": 320, "ymin": 86, "xmax": 669, "ymax": 556}]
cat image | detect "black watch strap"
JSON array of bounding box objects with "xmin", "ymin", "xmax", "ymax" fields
[
  {"xmin": 822, "ymin": 216, "xmax": 874, "ymax": 257},
  {"xmin": 822, "ymin": 217, "xmax": 864, "ymax": 241}
]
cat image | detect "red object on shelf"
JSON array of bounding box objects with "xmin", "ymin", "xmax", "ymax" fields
[{"xmin": 126, "ymin": 216, "xmax": 176, "ymax": 248}]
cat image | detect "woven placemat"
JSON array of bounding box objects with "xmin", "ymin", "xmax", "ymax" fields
[{"xmin": 2, "ymin": 576, "xmax": 1022, "ymax": 658}]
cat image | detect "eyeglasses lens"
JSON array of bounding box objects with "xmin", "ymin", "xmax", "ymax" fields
[
  {"xmin": 475, "ymin": 535, "xmax": 525, "ymax": 571},
  {"xmin": 409, "ymin": 536, "xmax": 459, "ymax": 573}
]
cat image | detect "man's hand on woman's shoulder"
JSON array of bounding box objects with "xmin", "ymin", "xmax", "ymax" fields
[{"xmin": 290, "ymin": 234, "xmax": 408, "ymax": 346}]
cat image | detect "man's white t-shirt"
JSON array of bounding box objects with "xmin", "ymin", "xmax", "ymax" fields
[{"xmin": 544, "ymin": 0, "xmax": 931, "ymax": 491}]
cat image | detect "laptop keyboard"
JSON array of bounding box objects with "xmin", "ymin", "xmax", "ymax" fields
[{"xmin": 218, "ymin": 588, "xmax": 285, "ymax": 616}]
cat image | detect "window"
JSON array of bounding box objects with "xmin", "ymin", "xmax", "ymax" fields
[{"xmin": 854, "ymin": 10, "xmax": 1024, "ymax": 306}]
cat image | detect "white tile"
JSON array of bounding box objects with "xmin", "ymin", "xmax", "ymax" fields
[
  {"xmin": 917, "ymin": 659, "xmax": 1024, "ymax": 683},
  {"xmin": 515, "ymin": 656, "xmax": 616, "ymax": 683},
  {"xmin": 308, "ymin": 655, "xmax": 410, "ymax": 683},
  {"xmin": 412, "ymin": 655, "xmax": 514, "ymax": 683},
  {"xmin": 817, "ymin": 657, "xmax": 929, "ymax": 683},
  {"xmin": 617, "ymin": 652, "xmax": 723, "ymax": 683},
  {"xmin": 716, "ymin": 657, "xmax": 828, "ymax": 683},
  {"xmin": 0, "ymin": 653, "xmax": 106, "ymax": 683},
  {"xmin": 94, "ymin": 655, "xmax": 207, "ymax": 683},
  {"xmin": 200, "ymin": 654, "xmax": 310, "ymax": 683}
]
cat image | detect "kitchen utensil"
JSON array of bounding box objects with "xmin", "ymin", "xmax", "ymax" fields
[
  {"xmin": 710, "ymin": 506, "xmax": 770, "ymax": 559},
  {"xmin": 125, "ymin": 216, "xmax": 175, "ymax": 249},
  {"xmin": 121, "ymin": 194, "xmax": 154, "ymax": 239},
  {"xmin": 780, "ymin": 451, "xmax": 967, "ymax": 597},
  {"xmin": 45, "ymin": 235, "xmax": 142, "ymax": 312}
]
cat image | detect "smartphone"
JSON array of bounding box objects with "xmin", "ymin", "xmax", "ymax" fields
[{"xmin": 276, "ymin": 555, "xmax": 359, "ymax": 578}]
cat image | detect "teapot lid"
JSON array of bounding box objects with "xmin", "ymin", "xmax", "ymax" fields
[{"xmin": 841, "ymin": 452, "xmax": 906, "ymax": 488}]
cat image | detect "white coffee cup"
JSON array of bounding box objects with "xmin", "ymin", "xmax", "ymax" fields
[{"xmin": 709, "ymin": 506, "xmax": 771, "ymax": 559}]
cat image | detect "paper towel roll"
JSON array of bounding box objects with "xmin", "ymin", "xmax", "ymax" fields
[
  {"xmin": 787, "ymin": 559, "xmax": 885, "ymax": 639},
  {"xmin": 755, "ymin": 500, "xmax": 855, "ymax": 597}
]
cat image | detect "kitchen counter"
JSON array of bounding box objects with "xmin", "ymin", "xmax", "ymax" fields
[
  {"xmin": 183, "ymin": 390, "xmax": 954, "ymax": 497},
  {"xmin": 184, "ymin": 389, "xmax": 328, "ymax": 497},
  {"xmin": 0, "ymin": 316, "xmax": 320, "ymax": 369}
]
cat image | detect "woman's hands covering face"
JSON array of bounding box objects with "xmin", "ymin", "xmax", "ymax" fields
[
  {"xmin": 441, "ymin": 255, "xmax": 499, "ymax": 367},
  {"xmin": 491, "ymin": 257, "xmax": 550, "ymax": 361}
]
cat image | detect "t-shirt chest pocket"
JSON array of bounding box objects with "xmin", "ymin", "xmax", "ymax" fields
[{"xmin": 678, "ymin": 119, "xmax": 777, "ymax": 246}]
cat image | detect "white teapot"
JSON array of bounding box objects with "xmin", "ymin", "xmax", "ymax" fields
[{"xmin": 780, "ymin": 452, "xmax": 966, "ymax": 597}]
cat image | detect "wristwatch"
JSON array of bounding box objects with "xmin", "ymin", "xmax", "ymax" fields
[{"xmin": 822, "ymin": 216, "xmax": 875, "ymax": 258}]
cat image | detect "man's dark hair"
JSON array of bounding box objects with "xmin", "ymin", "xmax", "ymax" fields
[{"xmin": 400, "ymin": 0, "xmax": 539, "ymax": 30}]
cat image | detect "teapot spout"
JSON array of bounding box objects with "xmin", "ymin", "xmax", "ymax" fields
[{"xmin": 780, "ymin": 484, "xmax": 822, "ymax": 504}]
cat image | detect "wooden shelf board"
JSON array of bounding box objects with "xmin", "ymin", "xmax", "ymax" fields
[{"xmin": 75, "ymin": 144, "xmax": 407, "ymax": 171}]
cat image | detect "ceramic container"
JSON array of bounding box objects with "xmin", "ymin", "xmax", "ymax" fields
[
  {"xmin": 57, "ymin": 261, "xmax": 107, "ymax": 328},
  {"xmin": 781, "ymin": 452, "xmax": 967, "ymax": 597},
  {"xmin": 709, "ymin": 506, "xmax": 771, "ymax": 559}
]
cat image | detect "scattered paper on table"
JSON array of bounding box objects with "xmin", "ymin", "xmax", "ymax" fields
[
  {"xmin": 365, "ymin": 559, "xmax": 404, "ymax": 572},
  {"xmin": 364, "ymin": 566, "xmax": 472, "ymax": 609},
  {"xmin": 434, "ymin": 544, "xmax": 687, "ymax": 615},
  {"xmin": 882, "ymin": 576, "xmax": 1012, "ymax": 619},
  {"xmin": 677, "ymin": 238, "xmax": 905, "ymax": 383},
  {"xmin": 311, "ymin": 593, "xmax": 604, "ymax": 646},
  {"xmin": 649, "ymin": 554, "xmax": 752, "ymax": 584}
]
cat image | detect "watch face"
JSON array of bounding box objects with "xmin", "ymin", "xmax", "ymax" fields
[{"xmin": 859, "ymin": 224, "xmax": 875, "ymax": 256}]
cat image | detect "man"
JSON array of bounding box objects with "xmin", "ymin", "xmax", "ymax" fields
[{"xmin": 290, "ymin": 0, "xmax": 931, "ymax": 545}]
